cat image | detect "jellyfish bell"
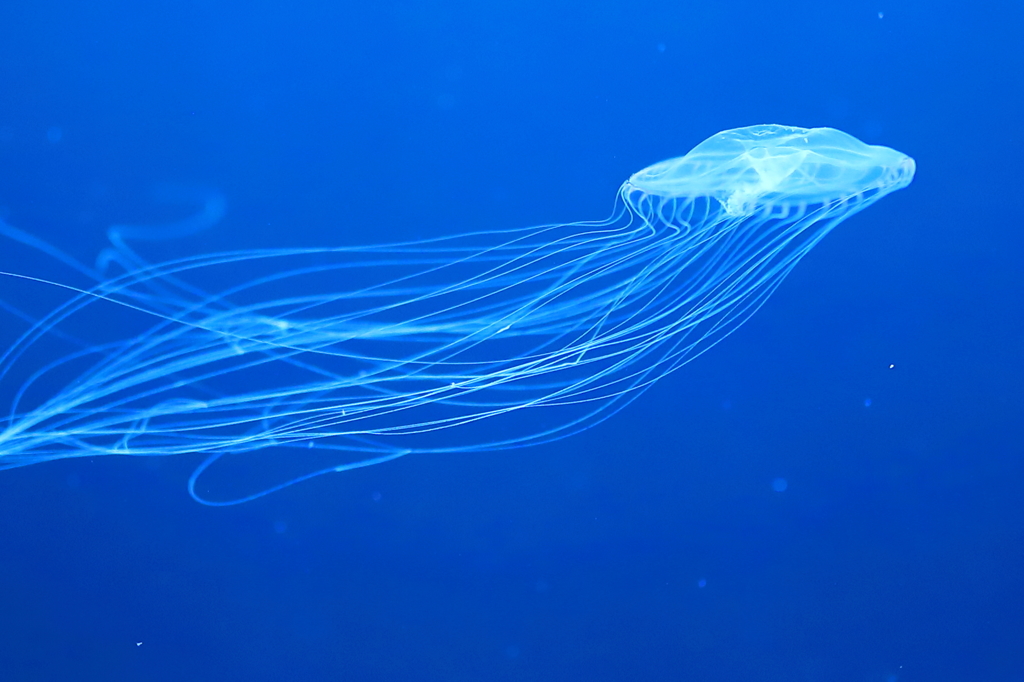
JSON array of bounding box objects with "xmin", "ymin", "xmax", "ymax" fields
[
  {"xmin": 626, "ymin": 124, "xmax": 916, "ymax": 216},
  {"xmin": 0, "ymin": 124, "xmax": 915, "ymax": 505}
]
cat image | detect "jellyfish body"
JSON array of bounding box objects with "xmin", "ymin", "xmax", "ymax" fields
[{"xmin": 0, "ymin": 124, "xmax": 914, "ymax": 504}]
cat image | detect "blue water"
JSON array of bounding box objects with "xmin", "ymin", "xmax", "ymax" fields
[{"xmin": 1, "ymin": 1, "xmax": 1021, "ymax": 680}]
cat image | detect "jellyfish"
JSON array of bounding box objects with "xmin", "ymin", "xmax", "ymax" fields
[{"xmin": 0, "ymin": 124, "xmax": 915, "ymax": 504}]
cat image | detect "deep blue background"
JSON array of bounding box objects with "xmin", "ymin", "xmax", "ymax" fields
[{"xmin": 1, "ymin": 1, "xmax": 1022, "ymax": 680}]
